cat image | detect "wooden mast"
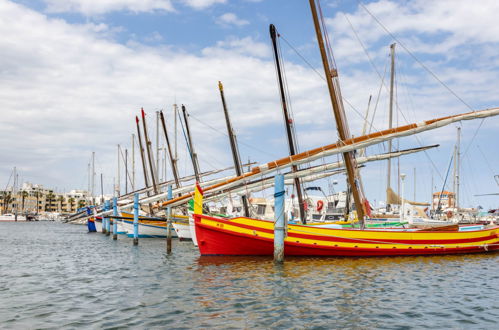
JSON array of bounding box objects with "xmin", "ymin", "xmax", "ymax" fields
[
  {"xmin": 141, "ymin": 108, "xmax": 159, "ymax": 195},
  {"xmin": 309, "ymin": 0, "xmax": 366, "ymax": 226},
  {"xmin": 386, "ymin": 43, "xmax": 396, "ymax": 212},
  {"xmin": 159, "ymin": 110, "xmax": 181, "ymax": 188},
  {"xmin": 182, "ymin": 105, "xmax": 201, "ymax": 182},
  {"xmin": 135, "ymin": 115, "xmax": 150, "ymax": 191},
  {"xmin": 269, "ymin": 24, "xmax": 307, "ymax": 224},
  {"xmin": 155, "ymin": 106, "xmax": 499, "ymax": 209},
  {"xmin": 218, "ymin": 81, "xmax": 250, "ymax": 218}
]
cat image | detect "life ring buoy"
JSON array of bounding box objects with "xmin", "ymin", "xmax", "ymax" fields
[{"xmin": 317, "ymin": 200, "xmax": 324, "ymax": 212}]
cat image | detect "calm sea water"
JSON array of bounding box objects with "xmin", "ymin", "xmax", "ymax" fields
[{"xmin": 1, "ymin": 222, "xmax": 498, "ymax": 329}]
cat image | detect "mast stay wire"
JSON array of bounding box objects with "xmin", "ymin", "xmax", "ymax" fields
[
  {"xmin": 273, "ymin": 26, "xmax": 310, "ymax": 203},
  {"xmin": 357, "ymin": 0, "xmax": 487, "ymax": 160},
  {"xmin": 188, "ymin": 113, "xmax": 278, "ymax": 159},
  {"xmin": 278, "ymin": 33, "xmax": 382, "ymax": 134},
  {"xmin": 175, "ymin": 107, "xmax": 229, "ymax": 173},
  {"xmin": 345, "ymin": 10, "xmax": 445, "ymax": 182}
]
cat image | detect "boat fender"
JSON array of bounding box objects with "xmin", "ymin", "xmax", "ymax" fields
[{"xmin": 317, "ymin": 200, "xmax": 324, "ymax": 212}]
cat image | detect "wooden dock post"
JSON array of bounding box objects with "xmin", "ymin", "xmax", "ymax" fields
[
  {"xmin": 133, "ymin": 193, "xmax": 139, "ymax": 245},
  {"xmin": 112, "ymin": 197, "xmax": 118, "ymax": 240},
  {"xmin": 166, "ymin": 185, "xmax": 173, "ymax": 254},
  {"xmin": 103, "ymin": 200, "xmax": 110, "ymax": 234},
  {"xmin": 274, "ymin": 174, "xmax": 285, "ymax": 263}
]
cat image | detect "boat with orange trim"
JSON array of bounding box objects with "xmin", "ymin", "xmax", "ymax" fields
[{"xmin": 192, "ymin": 183, "xmax": 499, "ymax": 256}]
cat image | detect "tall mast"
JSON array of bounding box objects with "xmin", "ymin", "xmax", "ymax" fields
[
  {"xmin": 456, "ymin": 127, "xmax": 460, "ymax": 210},
  {"xmin": 91, "ymin": 152, "xmax": 95, "ymax": 205},
  {"xmin": 182, "ymin": 105, "xmax": 201, "ymax": 182},
  {"xmin": 269, "ymin": 24, "xmax": 306, "ymax": 224},
  {"xmin": 117, "ymin": 144, "xmax": 121, "ymax": 196},
  {"xmin": 218, "ymin": 81, "xmax": 250, "ymax": 218},
  {"xmin": 100, "ymin": 173, "xmax": 104, "ymax": 203},
  {"xmin": 141, "ymin": 108, "xmax": 159, "ymax": 195},
  {"xmin": 156, "ymin": 111, "xmax": 160, "ymax": 180},
  {"xmin": 160, "ymin": 110, "xmax": 181, "ymax": 188},
  {"xmin": 125, "ymin": 149, "xmax": 128, "ymax": 194},
  {"xmin": 174, "ymin": 104, "xmax": 178, "ymax": 162},
  {"xmin": 135, "ymin": 116, "xmax": 150, "ymax": 191},
  {"xmin": 87, "ymin": 162, "xmax": 90, "ymax": 195},
  {"xmin": 131, "ymin": 134, "xmax": 136, "ymax": 191},
  {"xmin": 309, "ymin": 0, "xmax": 366, "ymax": 225},
  {"xmin": 386, "ymin": 43, "xmax": 396, "ymax": 211},
  {"xmin": 13, "ymin": 167, "xmax": 17, "ymax": 216}
]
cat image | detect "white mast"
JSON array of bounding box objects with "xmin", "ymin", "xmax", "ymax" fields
[
  {"xmin": 156, "ymin": 111, "xmax": 160, "ymax": 182},
  {"xmin": 456, "ymin": 127, "xmax": 461, "ymax": 210},
  {"xmin": 174, "ymin": 104, "xmax": 178, "ymax": 162},
  {"xmin": 117, "ymin": 144, "xmax": 121, "ymax": 196},
  {"xmin": 91, "ymin": 152, "xmax": 95, "ymax": 205},
  {"xmin": 386, "ymin": 43, "xmax": 396, "ymax": 211},
  {"xmin": 131, "ymin": 134, "xmax": 135, "ymax": 191}
]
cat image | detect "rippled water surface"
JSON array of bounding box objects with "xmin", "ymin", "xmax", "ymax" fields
[{"xmin": 1, "ymin": 222, "xmax": 499, "ymax": 329}]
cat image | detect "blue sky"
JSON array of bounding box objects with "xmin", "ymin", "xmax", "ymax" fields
[{"xmin": 1, "ymin": 0, "xmax": 498, "ymax": 209}]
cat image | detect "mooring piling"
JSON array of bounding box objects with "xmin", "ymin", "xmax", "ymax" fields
[
  {"xmin": 106, "ymin": 201, "xmax": 112, "ymax": 236},
  {"xmin": 274, "ymin": 174, "xmax": 285, "ymax": 263},
  {"xmin": 112, "ymin": 197, "xmax": 118, "ymax": 240},
  {"xmin": 166, "ymin": 185, "xmax": 173, "ymax": 254},
  {"xmin": 133, "ymin": 193, "xmax": 139, "ymax": 245},
  {"xmin": 103, "ymin": 200, "xmax": 110, "ymax": 234}
]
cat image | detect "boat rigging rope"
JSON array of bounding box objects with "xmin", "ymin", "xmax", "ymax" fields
[
  {"xmin": 357, "ymin": 0, "xmax": 489, "ymax": 161},
  {"xmin": 188, "ymin": 113, "xmax": 278, "ymax": 159}
]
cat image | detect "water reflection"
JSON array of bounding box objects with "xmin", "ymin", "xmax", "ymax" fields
[{"xmin": 1, "ymin": 222, "xmax": 498, "ymax": 329}]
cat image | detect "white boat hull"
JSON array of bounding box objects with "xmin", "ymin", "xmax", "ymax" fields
[
  {"xmin": 0, "ymin": 214, "xmax": 27, "ymax": 221},
  {"xmin": 172, "ymin": 221, "xmax": 192, "ymax": 240},
  {"xmin": 121, "ymin": 220, "xmax": 177, "ymax": 238},
  {"xmin": 189, "ymin": 213, "xmax": 198, "ymax": 246}
]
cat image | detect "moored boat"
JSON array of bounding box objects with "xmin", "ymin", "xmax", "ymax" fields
[
  {"xmin": 0, "ymin": 213, "xmax": 27, "ymax": 222},
  {"xmin": 194, "ymin": 212, "xmax": 499, "ymax": 257}
]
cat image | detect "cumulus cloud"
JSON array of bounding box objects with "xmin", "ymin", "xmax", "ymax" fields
[
  {"xmin": 217, "ymin": 12, "xmax": 249, "ymax": 27},
  {"xmin": 43, "ymin": 0, "xmax": 175, "ymax": 15},
  {"xmin": 41, "ymin": 0, "xmax": 227, "ymax": 15},
  {"xmin": 183, "ymin": 0, "xmax": 226, "ymax": 10},
  {"xmin": 0, "ymin": 0, "xmax": 498, "ymax": 205}
]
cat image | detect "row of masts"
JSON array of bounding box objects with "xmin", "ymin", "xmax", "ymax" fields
[{"xmin": 85, "ymin": 0, "xmax": 475, "ymax": 222}]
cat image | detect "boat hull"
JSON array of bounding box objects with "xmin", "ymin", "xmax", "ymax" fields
[
  {"xmin": 194, "ymin": 214, "xmax": 499, "ymax": 257},
  {"xmin": 172, "ymin": 221, "xmax": 192, "ymax": 241},
  {"xmin": 121, "ymin": 219, "xmax": 178, "ymax": 238}
]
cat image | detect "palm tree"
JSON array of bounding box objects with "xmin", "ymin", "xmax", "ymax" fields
[
  {"xmin": 2, "ymin": 192, "xmax": 12, "ymax": 213},
  {"xmin": 58, "ymin": 195, "xmax": 64, "ymax": 213},
  {"xmin": 34, "ymin": 191, "xmax": 42, "ymax": 214},
  {"xmin": 68, "ymin": 197, "xmax": 75, "ymax": 212},
  {"xmin": 21, "ymin": 190, "xmax": 29, "ymax": 212},
  {"xmin": 78, "ymin": 200, "xmax": 86, "ymax": 209},
  {"xmin": 46, "ymin": 192, "xmax": 55, "ymax": 212}
]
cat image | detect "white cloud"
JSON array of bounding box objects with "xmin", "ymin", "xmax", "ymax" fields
[
  {"xmin": 0, "ymin": 0, "xmax": 330, "ymax": 191},
  {"xmin": 202, "ymin": 36, "xmax": 270, "ymax": 58},
  {"xmin": 183, "ymin": 0, "xmax": 226, "ymax": 10},
  {"xmin": 43, "ymin": 0, "xmax": 175, "ymax": 15},
  {"xmin": 0, "ymin": 0, "xmax": 498, "ymax": 205},
  {"xmin": 41, "ymin": 0, "xmax": 227, "ymax": 15},
  {"xmin": 217, "ymin": 12, "xmax": 249, "ymax": 27}
]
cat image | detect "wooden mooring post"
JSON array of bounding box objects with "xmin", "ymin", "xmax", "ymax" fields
[
  {"xmin": 112, "ymin": 197, "xmax": 118, "ymax": 240},
  {"xmin": 103, "ymin": 200, "xmax": 110, "ymax": 234},
  {"xmin": 166, "ymin": 185, "xmax": 173, "ymax": 254},
  {"xmin": 133, "ymin": 193, "xmax": 139, "ymax": 246},
  {"xmin": 274, "ymin": 174, "xmax": 285, "ymax": 263}
]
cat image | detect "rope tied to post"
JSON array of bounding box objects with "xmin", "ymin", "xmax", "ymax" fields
[{"xmin": 274, "ymin": 190, "xmax": 285, "ymax": 198}]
